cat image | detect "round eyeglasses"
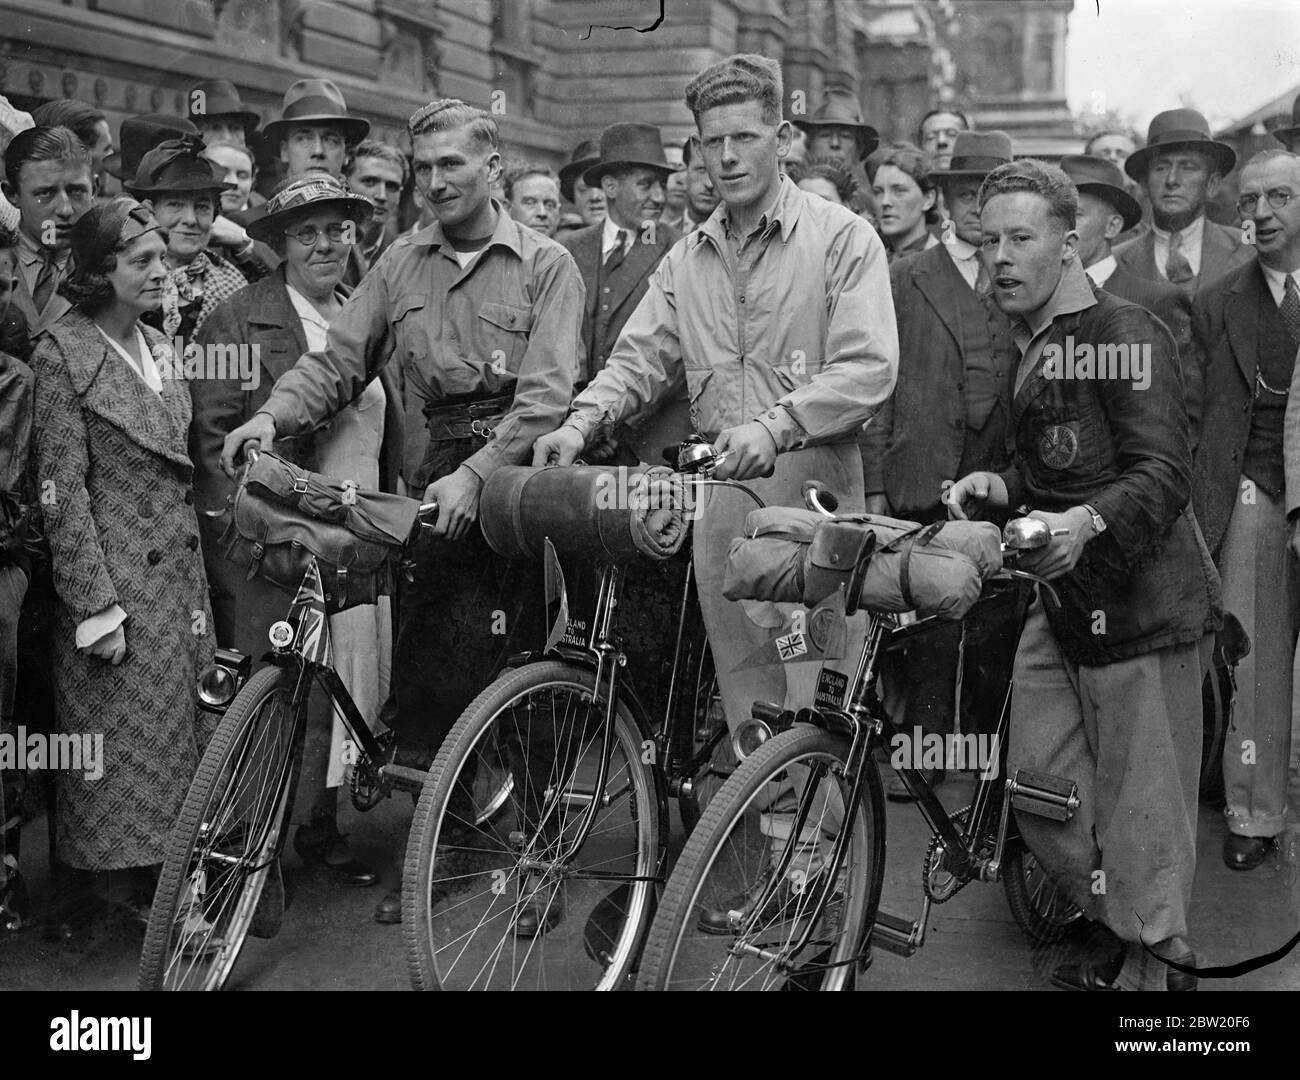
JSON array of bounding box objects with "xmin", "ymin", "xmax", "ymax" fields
[{"xmin": 1236, "ymin": 189, "xmax": 1295, "ymax": 216}]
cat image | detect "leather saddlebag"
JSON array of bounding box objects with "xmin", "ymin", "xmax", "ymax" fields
[{"xmin": 219, "ymin": 451, "xmax": 422, "ymax": 613}]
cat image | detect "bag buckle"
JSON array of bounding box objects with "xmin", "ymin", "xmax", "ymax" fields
[
  {"xmin": 292, "ymin": 476, "xmax": 310, "ymax": 494},
  {"xmin": 470, "ymin": 419, "xmax": 494, "ymax": 439}
]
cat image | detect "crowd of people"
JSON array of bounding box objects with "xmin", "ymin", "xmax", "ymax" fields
[{"xmin": 0, "ymin": 47, "xmax": 1296, "ymax": 992}]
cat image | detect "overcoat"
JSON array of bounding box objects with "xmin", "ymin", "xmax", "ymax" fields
[{"xmin": 30, "ymin": 310, "xmax": 216, "ymax": 870}]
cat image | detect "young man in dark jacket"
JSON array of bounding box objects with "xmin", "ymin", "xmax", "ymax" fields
[{"xmin": 948, "ymin": 160, "xmax": 1222, "ymax": 991}]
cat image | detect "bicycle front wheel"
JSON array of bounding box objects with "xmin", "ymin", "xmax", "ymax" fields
[
  {"xmin": 140, "ymin": 664, "xmax": 304, "ymax": 990},
  {"xmin": 1002, "ymin": 834, "xmax": 1085, "ymax": 945},
  {"xmin": 403, "ymin": 661, "xmax": 664, "ymax": 990},
  {"xmin": 638, "ymin": 723, "xmax": 885, "ymax": 991}
]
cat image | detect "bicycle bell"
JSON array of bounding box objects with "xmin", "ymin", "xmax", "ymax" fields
[
  {"xmin": 677, "ymin": 440, "xmax": 722, "ymax": 475},
  {"xmin": 1002, "ymin": 517, "xmax": 1051, "ymax": 551}
]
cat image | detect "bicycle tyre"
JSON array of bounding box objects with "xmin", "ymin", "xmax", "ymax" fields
[
  {"xmin": 139, "ymin": 664, "xmax": 304, "ymax": 991},
  {"xmin": 403, "ymin": 660, "xmax": 665, "ymax": 991},
  {"xmin": 637, "ymin": 723, "xmax": 886, "ymax": 991},
  {"xmin": 1002, "ymin": 833, "xmax": 1086, "ymax": 946}
]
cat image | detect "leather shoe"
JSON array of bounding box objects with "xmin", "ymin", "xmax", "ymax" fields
[
  {"xmin": 293, "ymin": 821, "xmax": 378, "ymax": 886},
  {"xmin": 1166, "ymin": 952, "xmax": 1198, "ymax": 992},
  {"xmin": 1223, "ymin": 833, "xmax": 1271, "ymax": 871},
  {"xmin": 373, "ymin": 887, "xmax": 402, "ymax": 925},
  {"xmin": 1050, "ymin": 950, "xmax": 1124, "ymax": 991},
  {"xmin": 513, "ymin": 879, "xmax": 565, "ymax": 938},
  {"xmin": 697, "ymin": 869, "xmax": 831, "ymax": 936}
]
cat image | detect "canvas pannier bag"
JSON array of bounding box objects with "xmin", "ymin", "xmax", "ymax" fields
[
  {"xmin": 723, "ymin": 507, "xmax": 1002, "ymax": 620},
  {"xmin": 479, "ymin": 465, "xmax": 688, "ymax": 563},
  {"xmin": 219, "ymin": 451, "xmax": 422, "ymax": 613}
]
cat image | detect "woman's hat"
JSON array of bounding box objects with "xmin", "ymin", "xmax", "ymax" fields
[
  {"xmin": 261, "ymin": 79, "xmax": 370, "ymax": 148},
  {"xmin": 126, "ymin": 136, "xmax": 231, "ymax": 197},
  {"xmin": 1059, "ymin": 154, "xmax": 1143, "ymax": 232},
  {"xmin": 1124, "ymin": 109, "xmax": 1236, "ymax": 181},
  {"xmin": 187, "ymin": 79, "xmax": 260, "ymax": 141},
  {"xmin": 559, "ymin": 139, "xmax": 600, "ymax": 203},
  {"xmin": 929, "ymin": 131, "xmax": 1015, "ymax": 179},
  {"xmin": 582, "ymin": 123, "xmax": 680, "ymax": 187},
  {"xmin": 246, "ymin": 173, "xmax": 373, "ymax": 245},
  {"xmin": 793, "ymin": 90, "xmax": 880, "ymax": 162}
]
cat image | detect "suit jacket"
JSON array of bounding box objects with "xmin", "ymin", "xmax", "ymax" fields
[
  {"xmin": 1114, "ymin": 217, "xmax": 1253, "ymax": 299},
  {"xmin": 1096, "ymin": 261, "xmax": 1203, "ymax": 445},
  {"xmin": 1194, "ymin": 260, "xmax": 1290, "ymax": 558},
  {"xmin": 8, "ymin": 259, "xmax": 72, "ymax": 339},
  {"xmin": 561, "ymin": 220, "xmax": 691, "ymax": 461},
  {"xmin": 862, "ymin": 242, "xmax": 1014, "ymax": 516},
  {"xmin": 1001, "ymin": 286, "xmax": 1221, "ymax": 665}
]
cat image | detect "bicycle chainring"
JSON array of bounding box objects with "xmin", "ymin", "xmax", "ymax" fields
[
  {"xmin": 923, "ymin": 806, "xmax": 973, "ymax": 903},
  {"xmin": 348, "ymin": 728, "xmax": 394, "ymax": 812}
]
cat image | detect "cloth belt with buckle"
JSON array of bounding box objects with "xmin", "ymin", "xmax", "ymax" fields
[{"xmin": 422, "ymin": 392, "xmax": 513, "ymax": 442}]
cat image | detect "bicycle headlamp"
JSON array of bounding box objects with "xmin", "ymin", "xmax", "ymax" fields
[{"xmin": 197, "ymin": 648, "xmax": 251, "ymax": 712}]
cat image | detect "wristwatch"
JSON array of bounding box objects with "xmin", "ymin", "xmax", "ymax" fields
[{"xmin": 1081, "ymin": 503, "xmax": 1107, "ymax": 536}]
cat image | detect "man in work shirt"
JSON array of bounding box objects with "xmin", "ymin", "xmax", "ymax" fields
[{"xmin": 220, "ymin": 98, "xmax": 584, "ymax": 924}]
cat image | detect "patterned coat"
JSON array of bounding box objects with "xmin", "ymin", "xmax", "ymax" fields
[{"xmin": 30, "ymin": 310, "xmax": 215, "ymax": 870}]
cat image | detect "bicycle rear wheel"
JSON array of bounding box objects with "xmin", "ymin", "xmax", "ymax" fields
[
  {"xmin": 403, "ymin": 661, "xmax": 664, "ymax": 990},
  {"xmin": 140, "ymin": 664, "xmax": 304, "ymax": 990},
  {"xmin": 638, "ymin": 723, "xmax": 884, "ymax": 991},
  {"xmin": 1002, "ymin": 836, "xmax": 1085, "ymax": 946}
]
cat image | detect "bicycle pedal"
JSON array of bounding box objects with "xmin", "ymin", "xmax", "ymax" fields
[
  {"xmin": 1007, "ymin": 769, "xmax": 1080, "ymax": 822},
  {"xmin": 869, "ymin": 909, "xmax": 920, "ymax": 957}
]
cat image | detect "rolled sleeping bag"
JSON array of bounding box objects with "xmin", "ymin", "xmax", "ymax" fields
[{"xmin": 479, "ymin": 464, "xmax": 689, "ymax": 563}]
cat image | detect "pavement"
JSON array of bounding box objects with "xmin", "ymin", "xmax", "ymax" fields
[{"xmin": 2, "ymin": 768, "xmax": 1297, "ymax": 992}]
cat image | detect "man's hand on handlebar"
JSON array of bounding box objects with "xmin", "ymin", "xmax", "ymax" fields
[
  {"xmin": 945, "ymin": 471, "xmax": 1009, "ymax": 521},
  {"xmin": 422, "ymin": 465, "xmax": 482, "ymax": 541},
  {"xmin": 531, "ymin": 425, "xmax": 585, "ymax": 468},
  {"xmin": 221, "ymin": 412, "xmax": 277, "ymax": 479},
  {"xmin": 1016, "ymin": 507, "xmax": 1093, "ymax": 580},
  {"xmin": 713, "ymin": 422, "xmax": 776, "ymax": 481}
]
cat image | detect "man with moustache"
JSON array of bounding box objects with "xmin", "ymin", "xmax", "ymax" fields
[
  {"xmin": 219, "ymin": 97, "xmax": 583, "ymax": 924},
  {"xmin": 534, "ymin": 56, "xmax": 896, "ymax": 916},
  {"xmin": 947, "ymin": 158, "xmax": 1220, "ymax": 991},
  {"xmin": 559, "ymin": 122, "xmax": 682, "ymax": 464},
  {"xmin": 344, "ymin": 140, "xmax": 408, "ymax": 265},
  {"xmin": 1115, "ymin": 109, "xmax": 1252, "ymax": 299},
  {"xmin": 1197, "ymin": 150, "xmax": 1300, "ymax": 872},
  {"xmin": 917, "ymin": 107, "xmax": 970, "ymax": 172}
]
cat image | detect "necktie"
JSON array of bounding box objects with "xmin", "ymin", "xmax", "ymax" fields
[
  {"xmin": 603, "ymin": 230, "xmax": 628, "ymax": 275},
  {"xmin": 32, "ymin": 254, "xmax": 57, "ymax": 312},
  {"xmin": 1281, "ymin": 275, "xmax": 1300, "ymax": 348},
  {"xmin": 1165, "ymin": 229, "xmax": 1194, "ymax": 285}
]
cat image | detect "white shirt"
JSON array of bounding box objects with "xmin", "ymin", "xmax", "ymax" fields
[
  {"xmin": 1152, "ymin": 215, "xmax": 1205, "ymax": 281},
  {"xmin": 285, "ymin": 284, "xmax": 332, "ymax": 352},
  {"xmin": 1086, "ymin": 253, "xmax": 1118, "ymax": 287},
  {"xmin": 601, "ymin": 215, "xmax": 632, "ymax": 259},
  {"xmin": 942, "ymin": 233, "xmax": 981, "ymax": 290},
  {"xmin": 1258, "ymin": 262, "xmax": 1300, "ymax": 308},
  {"xmin": 94, "ymin": 323, "xmax": 162, "ymax": 394}
]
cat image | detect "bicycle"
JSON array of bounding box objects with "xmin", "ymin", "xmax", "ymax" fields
[
  {"xmin": 636, "ymin": 501, "xmax": 1087, "ymax": 991},
  {"xmin": 400, "ymin": 441, "xmax": 760, "ymax": 991},
  {"xmin": 138, "ymin": 449, "xmax": 439, "ymax": 991}
]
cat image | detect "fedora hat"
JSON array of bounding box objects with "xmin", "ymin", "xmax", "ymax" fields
[
  {"xmin": 1124, "ymin": 109, "xmax": 1235, "ymax": 181},
  {"xmin": 559, "ymin": 138, "xmax": 600, "ymax": 202},
  {"xmin": 187, "ymin": 79, "xmax": 259, "ymax": 140},
  {"xmin": 262, "ymin": 78, "xmax": 369, "ymax": 148},
  {"xmin": 1060, "ymin": 154, "xmax": 1143, "ymax": 232},
  {"xmin": 930, "ymin": 130, "xmax": 1014, "ymax": 179},
  {"xmin": 582, "ymin": 123, "xmax": 679, "ymax": 187},
  {"xmin": 125, "ymin": 136, "xmax": 231, "ymax": 197},
  {"xmin": 1270, "ymin": 93, "xmax": 1300, "ymax": 150},
  {"xmin": 104, "ymin": 113, "xmax": 199, "ymax": 181},
  {"xmin": 247, "ymin": 173, "xmax": 373, "ymax": 245},
  {"xmin": 794, "ymin": 90, "xmax": 879, "ymax": 161}
]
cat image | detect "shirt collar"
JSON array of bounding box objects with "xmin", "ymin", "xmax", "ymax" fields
[
  {"xmin": 1015, "ymin": 256, "xmax": 1099, "ymax": 344},
  {"xmin": 943, "ymin": 232, "xmax": 978, "ymax": 261},
  {"xmin": 602, "ymin": 213, "xmax": 630, "ymax": 253},
  {"xmin": 1258, "ymin": 261, "xmax": 1299, "ymax": 303},
  {"xmin": 408, "ymin": 200, "xmax": 523, "ymax": 260},
  {"xmin": 18, "ymin": 229, "xmax": 67, "ymax": 268},
  {"xmin": 1151, "ymin": 215, "xmax": 1204, "ymax": 243},
  {"xmin": 1086, "ymin": 253, "xmax": 1118, "ymax": 286},
  {"xmin": 701, "ymin": 173, "xmax": 802, "ymax": 248}
]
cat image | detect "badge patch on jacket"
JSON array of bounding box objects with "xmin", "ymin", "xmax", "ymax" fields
[{"xmin": 1038, "ymin": 423, "xmax": 1079, "ymax": 469}]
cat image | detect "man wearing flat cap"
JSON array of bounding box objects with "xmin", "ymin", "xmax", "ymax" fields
[
  {"xmin": 560, "ymin": 122, "xmax": 687, "ymax": 465},
  {"xmin": 1115, "ymin": 109, "xmax": 1252, "ymax": 301}
]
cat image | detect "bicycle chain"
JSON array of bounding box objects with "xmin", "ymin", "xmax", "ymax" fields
[{"xmin": 923, "ymin": 805, "xmax": 973, "ymax": 903}]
